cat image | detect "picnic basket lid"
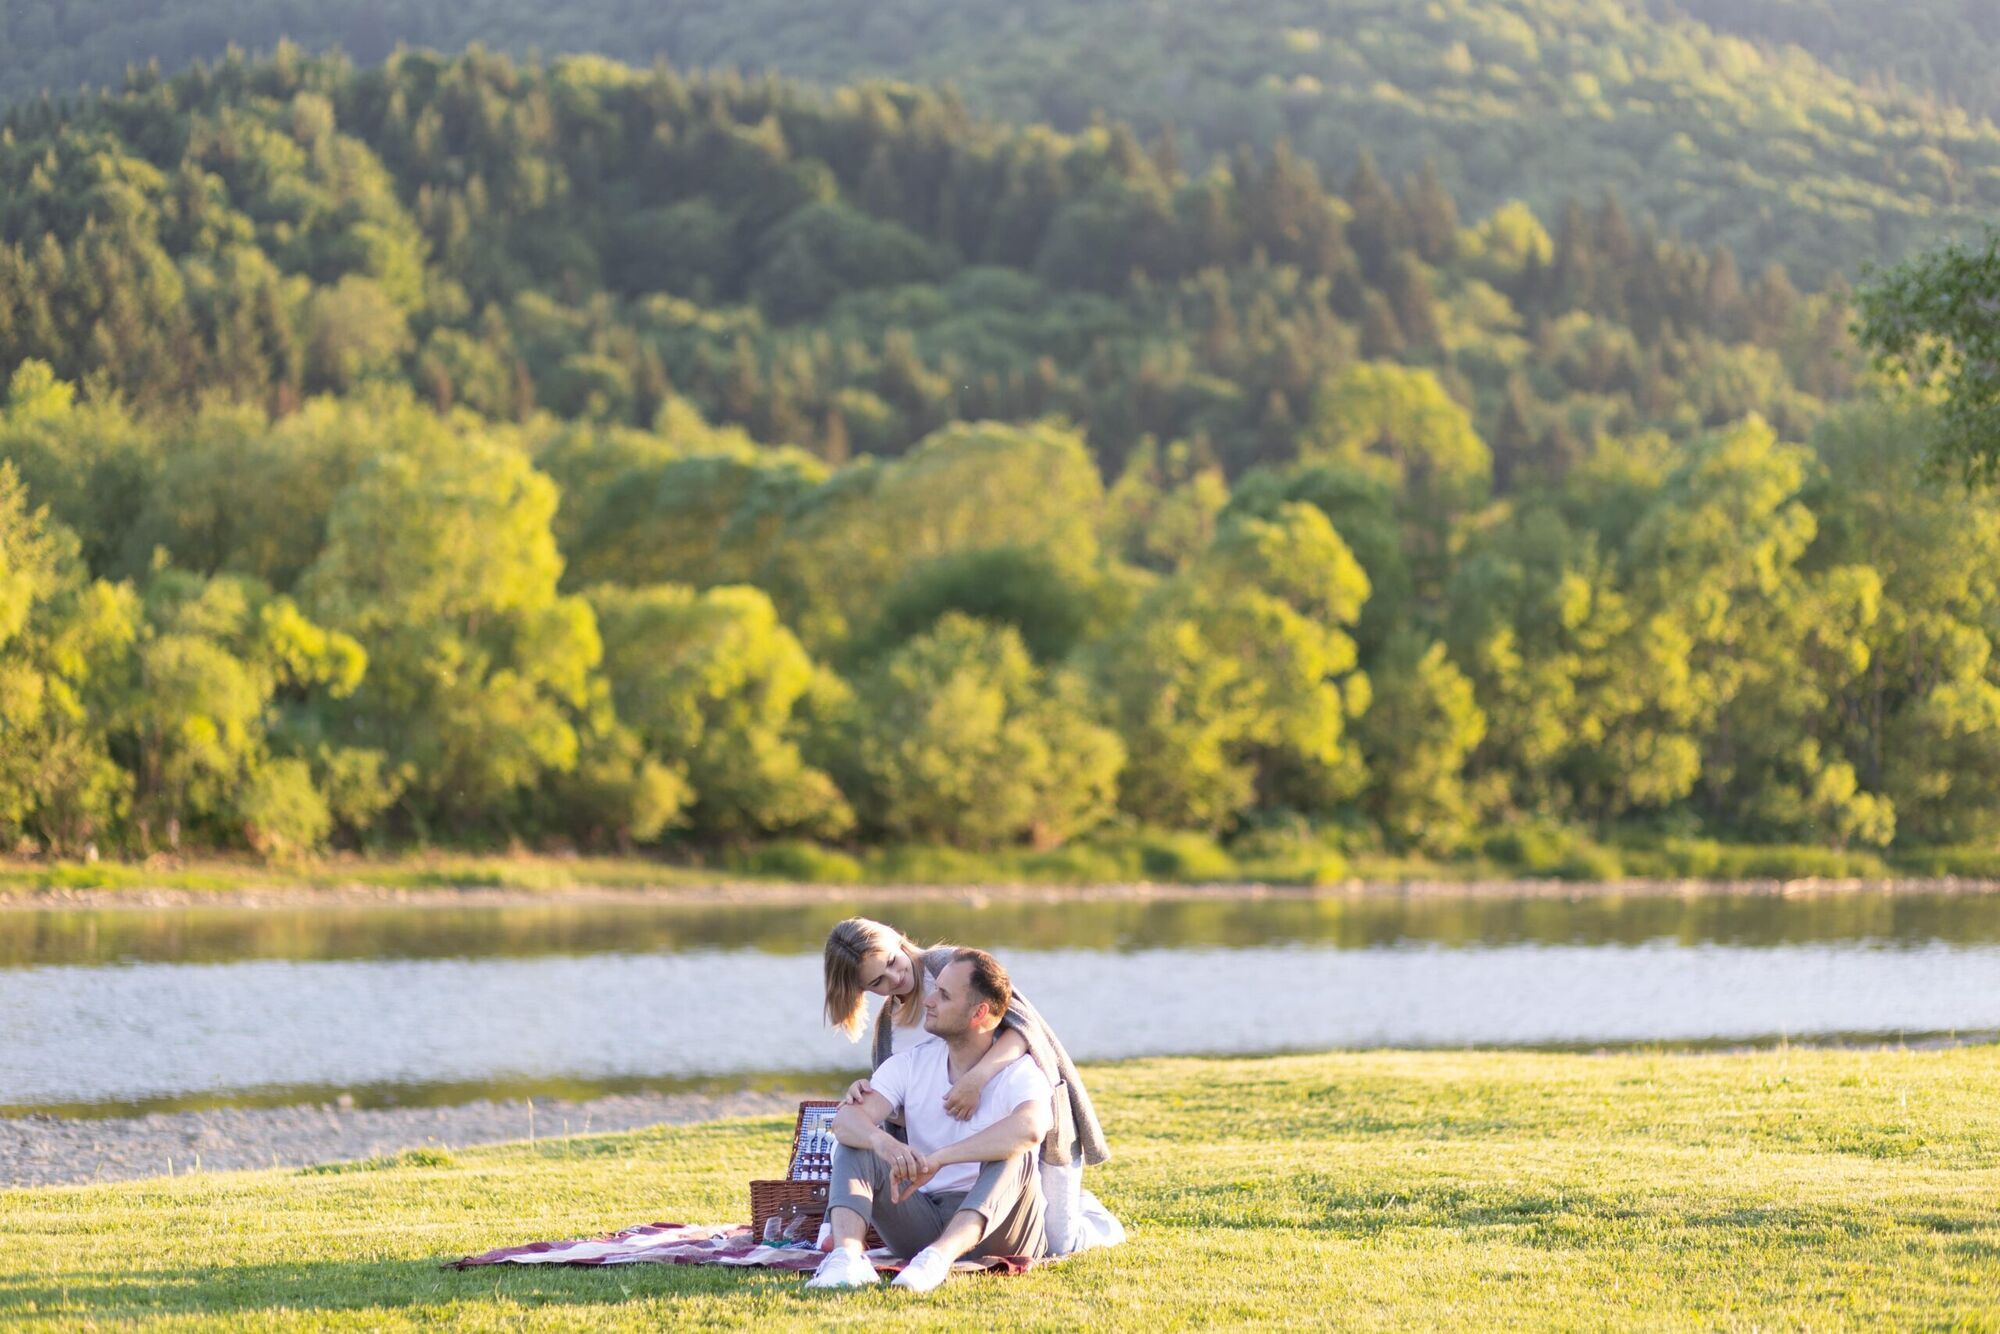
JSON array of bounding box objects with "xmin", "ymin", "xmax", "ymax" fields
[{"xmin": 785, "ymin": 1099, "xmax": 841, "ymax": 1182}]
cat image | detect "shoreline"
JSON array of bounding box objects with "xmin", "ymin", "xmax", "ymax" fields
[
  {"xmin": 4, "ymin": 873, "xmax": 2000, "ymax": 912},
  {"xmin": 0, "ymin": 1088, "xmax": 809, "ymax": 1190}
]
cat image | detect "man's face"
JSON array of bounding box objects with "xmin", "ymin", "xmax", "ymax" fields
[{"xmin": 922, "ymin": 960, "xmax": 987, "ymax": 1039}]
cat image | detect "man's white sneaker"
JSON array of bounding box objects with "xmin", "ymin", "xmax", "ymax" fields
[
  {"xmin": 888, "ymin": 1246, "xmax": 953, "ymax": 1293},
  {"xmin": 804, "ymin": 1246, "xmax": 879, "ymax": 1289}
]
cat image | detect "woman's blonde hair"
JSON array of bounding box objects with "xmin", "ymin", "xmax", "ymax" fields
[{"xmin": 823, "ymin": 917, "xmax": 926, "ymax": 1040}]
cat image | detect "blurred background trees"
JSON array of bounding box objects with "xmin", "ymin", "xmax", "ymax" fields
[{"xmin": 0, "ymin": 40, "xmax": 1996, "ymax": 863}]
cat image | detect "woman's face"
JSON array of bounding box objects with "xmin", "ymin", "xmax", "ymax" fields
[{"xmin": 859, "ymin": 948, "xmax": 913, "ymax": 999}]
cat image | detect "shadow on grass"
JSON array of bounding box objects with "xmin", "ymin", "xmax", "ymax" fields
[
  {"xmin": 1148, "ymin": 1181, "xmax": 1961, "ymax": 1259},
  {"xmin": 1687, "ymin": 1206, "xmax": 1871, "ymax": 1240},
  {"xmin": 1147, "ymin": 1178, "xmax": 1571, "ymax": 1234},
  {"xmin": 1914, "ymin": 1212, "xmax": 1989, "ymax": 1234},
  {"xmin": 0, "ymin": 1256, "xmax": 799, "ymax": 1322}
]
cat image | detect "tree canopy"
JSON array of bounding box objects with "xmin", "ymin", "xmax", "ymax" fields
[
  {"xmin": 0, "ymin": 46, "xmax": 1993, "ymax": 864},
  {"xmin": 4, "ymin": 1, "xmax": 1998, "ymax": 284},
  {"xmin": 1856, "ymin": 226, "xmax": 2000, "ymax": 485}
]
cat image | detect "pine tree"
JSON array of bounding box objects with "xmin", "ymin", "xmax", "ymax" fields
[
  {"xmin": 1404, "ymin": 160, "xmax": 1460, "ymax": 266},
  {"xmin": 1148, "ymin": 127, "xmax": 1183, "ymax": 183},
  {"xmin": 1329, "ymin": 262, "xmax": 1370, "ymax": 322},
  {"xmin": 1344, "ymin": 148, "xmax": 1406, "ymax": 280},
  {"xmin": 1551, "ymin": 200, "xmax": 1596, "ymax": 312},
  {"xmin": 1704, "ymin": 245, "xmax": 1747, "ymax": 341},
  {"xmin": 1490, "ymin": 374, "xmax": 1539, "ymax": 491},
  {"xmin": 1748, "ymin": 262, "xmax": 1799, "ymax": 345},
  {"xmin": 1359, "ymin": 291, "xmax": 1406, "ymax": 359},
  {"xmin": 1386, "ymin": 253, "xmax": 1441, "ymax": 350},
  {"xmin": 858, "ymin": 145, "xmax": 905, "ymax": 221},
  {"xmin": 722, "ymin": 334, "xmax": 761, "ymax": 426}
]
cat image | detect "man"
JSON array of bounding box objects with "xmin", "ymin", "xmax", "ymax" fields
[{"xmin": 806, "ymin": 948, "xmax": 1054, "ymax": 1293}]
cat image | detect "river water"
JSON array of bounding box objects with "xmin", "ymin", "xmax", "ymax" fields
[{"xmin": 2, "ymin": 889, "xmax": 1995, "ymax": 1115}]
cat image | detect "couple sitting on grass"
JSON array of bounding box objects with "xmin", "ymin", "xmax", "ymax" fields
[{"xmin": 809, "ymin": 918, "xmax": 1120, "ymax": 1292}]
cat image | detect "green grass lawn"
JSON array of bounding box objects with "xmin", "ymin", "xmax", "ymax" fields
[{"xmin": 2, "ymin": 1049, "xmax": 1996, "ymax": 1329}]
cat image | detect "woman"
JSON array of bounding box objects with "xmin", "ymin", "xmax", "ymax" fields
[{"xmin": 821, "ymin": 917, "xmax": 1113, "ymax": 1255}]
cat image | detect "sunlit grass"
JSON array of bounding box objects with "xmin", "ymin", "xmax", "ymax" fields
[{"xmin": 1, "ymin": 1048, "xmax": 1995, "ymax": 1329}]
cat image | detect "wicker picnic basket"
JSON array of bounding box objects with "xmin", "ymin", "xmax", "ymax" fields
[
  {"xmin": 748, "ymin": 1176, "xmax": 831, "ymax": 1239},
  {"xmin": 750, "ymin": 1099, "xmax": 882, "ymax": 1246}
]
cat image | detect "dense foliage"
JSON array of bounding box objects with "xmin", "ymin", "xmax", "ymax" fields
[
  {"xmin": 1, "ymin": 49, "xmax": 1996, "ymax": 865},
  {"xmin": 3, "ymin": 1, "xmax": 1999, "ymax": 284},
  {"xmin": 0, "ymin": 48, "xmax": 1850, "ymax": 472},
  {"xmin": 1856, "ymin": 226, "xmax": 2000, "ymax": 486},
  {"xmin": 1664, "ymin": 0, "xmax": 2000, "ymax": 122}
]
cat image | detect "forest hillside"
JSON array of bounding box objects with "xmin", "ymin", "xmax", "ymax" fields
[
  {"xmin": 4, "ymin": 0, "xmax": 1998, "ymax": 281},
  {"xmin": 0, "ymin": 43, "xmax": 1992, "ymax": 868}
]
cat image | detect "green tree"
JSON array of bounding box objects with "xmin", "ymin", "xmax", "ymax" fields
[
  {"xmin": 589, "ymin": 582, "xmax": 850, "ymax": 840},
  {"xmin": 1298, "ymin": 363, "xmax": 1491, "ymax": 604},
  {"xmin": 237, "ymin": 756, "xmax": 333, "ymax": 858},
  {"xmin": 299, "ymin": 414, "xmax": 597, "ymax": 828},
  {"xmin": 120, "ymin": 390, "xmax": 433, "ymax": 588},
  {"xmin": 0, "ymin": 361, "xmax": 160, "ymax": 575},
  {"xmin": 1225, "ymin": 462, "xmax": 1410, "ymax": 662},
  {"xmin": 1446, "ymin": 446, "xmax": 1706, "ymax": 821},
  {"xmin": 564, "ymin": 447, "xmax": 827, "ymax": 590},
  {"xmin": 748, "ymin": 201, "xmax": 952, "ymax": 320},
  {"xmin": 841, "ymin": 613, "xmax": 1122, "ymax": 848},
  {"xmin": 0, "ymin": 461, "xmax": 135, "ymax": 853},
  {"xmin": 1855, "ymin": 226, "xmax": 2000, "ymax": 485},
  {"xmin": 121, "ymin": 568, "xmax": 364, "ymax": 849},
  {"xmin": 301, "ymin": 275, "xmax": 413, "ymax": 393},
  {"xmin": 1102, "ymin": 437, "xmax": 1230, "ymax": 573},
  {"xmin": 1301, "ymin": 362, "xmax": 1490, "ymax": 495},
  {"xmin": 1355, "ymin": 633, "xmax": 1487, "ymax": 853},
  {"xmin": 857, "ymin": 545, "xmax": 1124, "ymax": 667},
  {"xmin": 763, "ymin": 419, "xmax": 1105, "ymax": 648},
  {"xmin": 1810, "ymin": 400, "xmax": 2000, "ymax": 842},
  {"xmin": 1092, "ymin": 503, "xmax": 1370, "ymax": 829}
]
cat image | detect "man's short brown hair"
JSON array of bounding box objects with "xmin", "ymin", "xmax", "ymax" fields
[{"xmin": 950, "ymin": 948, "xmax": 1012, "ymax": 1018}]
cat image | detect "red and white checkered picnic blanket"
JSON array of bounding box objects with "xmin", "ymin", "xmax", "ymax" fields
[{"xmin": 448, "ymin": 1222, "xmax": 1036, "ymax": 1276}]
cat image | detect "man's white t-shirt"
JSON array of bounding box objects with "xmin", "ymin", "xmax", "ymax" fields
[{"xmin": 867, "ymin": 1039, "xmax": 1054, "ymax": 1195}]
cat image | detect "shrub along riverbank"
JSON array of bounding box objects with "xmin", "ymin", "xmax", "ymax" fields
[
  {"xmin": 0, "ymin": 1048, "xmax": 1993, "ymax": 1328},
  {"xmin": 8, "ymin": 828, "xmax": 2000, "ymax": 900}
]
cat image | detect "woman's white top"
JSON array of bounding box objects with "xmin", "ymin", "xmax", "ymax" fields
[{"xmin": 883, "ymin": 972, "xmax": 938, "ymax": 1056}]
